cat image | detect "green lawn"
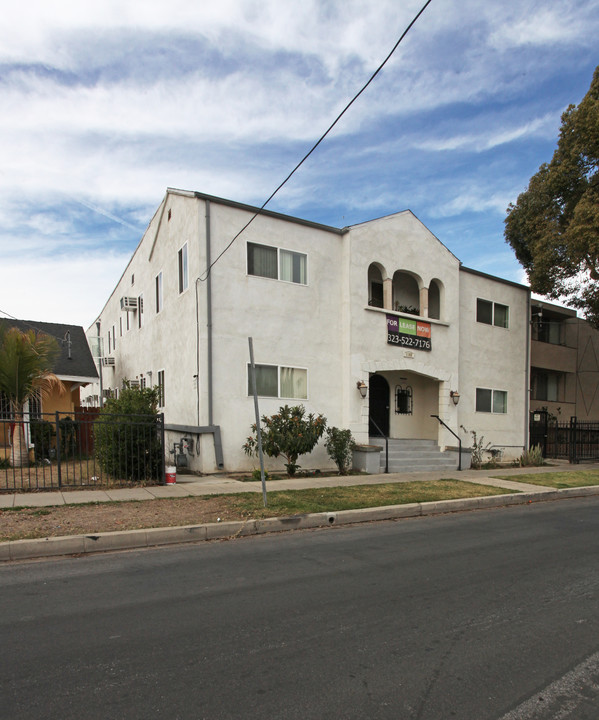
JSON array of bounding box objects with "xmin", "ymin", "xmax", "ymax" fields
[
  {"xmin": 494, "ymin": 469, "xmax": 599, "ymax": 489},
  {"xmin": 225, "ymin": 479, "xmax": 515, "ymax": 517}
]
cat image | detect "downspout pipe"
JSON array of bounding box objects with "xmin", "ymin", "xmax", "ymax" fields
[{"xmin": 206, "ymin": 200, "xmax": 213, "ymax": 427}]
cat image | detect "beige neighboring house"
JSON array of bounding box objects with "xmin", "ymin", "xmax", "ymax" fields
[
  {"xmin": 0, "ymin": 320, "xmax": 98, "ymax": 461},
  {"xmin": 86, "ymin": 188, "xmax": 530, "ymax": 473},
  {"xmin": 530, "ymin": 300, "xmax": 599, "ymax": 422}
]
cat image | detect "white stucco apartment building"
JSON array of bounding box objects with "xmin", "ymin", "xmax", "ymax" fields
[{"xmin": 86, "ymin": 188, "xmax": 530, "ymax": 473}]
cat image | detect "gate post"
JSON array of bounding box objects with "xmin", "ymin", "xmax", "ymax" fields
[
  {"xmin": 55, "ymin": 411, "xmax": 62, "ymax": 488},
  {"xmin": 159, "ymin": 413, "xmax": 166, "ymax": 484},
  {"xmin": 569, "ymin": 416, "xmax": 578, "ymax": 464}
]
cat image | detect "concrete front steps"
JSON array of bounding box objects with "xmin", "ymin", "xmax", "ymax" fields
[{"xmin": 368, "ymin": 437, "xmax": 459, "ymax": 473}]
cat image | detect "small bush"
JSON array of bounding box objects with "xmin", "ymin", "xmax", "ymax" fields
[
  {"xmin": 468, "ymin": 430, "xmax": 492, "ymax": 470},
  {"xmin": 251, "ymin": 468, "xmax": 270, "ymax": 482},
  {"xmin": 58, "ymin": 416, "xmax": 79, "ymax": 459},
  {"xmin": 29, "ymin": 419, "xmax": 54, "ymax": 460},
  {"xmin": 94, "ymin": 385, "xmax": 163, "ymax": 482},
  {"xmin": 243, "ymin": 404, "xmax": 327, "ymax": 476},
  {"xmin": 324, "ymin": 427, "xmax": 356, "ymax": 474},
  {"xmin": 519, "ymin": 445, "xmax": 545, "ymax": 467}
]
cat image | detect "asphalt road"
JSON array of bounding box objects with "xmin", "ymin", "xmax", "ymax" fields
[{"xmin": 2, "ymin": 497, "xmax": 599, "ymax": 719}]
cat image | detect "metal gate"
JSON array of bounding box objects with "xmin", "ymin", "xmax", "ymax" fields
[
  {"xmin": 530, "ymin": 411, "xmax": 599, "ymax": 463},
  {"xmin": 1, "ymin": 411, "xmax": 165, "ymax": 492}
]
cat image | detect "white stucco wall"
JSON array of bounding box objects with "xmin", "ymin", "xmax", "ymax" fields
[
  {"xmin": 86, "ymin": 191, "xmax": 531, "ymax": 473},
  {"xmin": 458, "ymin": 268, "xmax": 530, "ymax": 460},
  {"xmin": 346, "ymin": 211, "xmax": 462, "ymax": 447}
]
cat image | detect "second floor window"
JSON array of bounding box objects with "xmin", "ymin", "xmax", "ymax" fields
[
  {"xmin": 477, "ymin": 299, "xmax": 509, "ymax": 328},
  {"xmin": 247, "ymin": 242, "xmax": 307, "ymax": 285},
  {"xmin": 138, "ymin": 294, "xmax": 144, "ymax": 328},
  {"xmin": 178, "ymin": 243, "xmax": 188, "ymax": 293},
  {"xmin": 156, "ymin": 272, "xmax": 163, "ymax": 313}
]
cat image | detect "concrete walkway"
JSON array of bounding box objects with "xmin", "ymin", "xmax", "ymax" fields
[
  {"xmin": 2, "ymin": 460, "xmax": 597, "ymax": 508},
  {"xmin": 3, "ymin": 461, "xmax": 599, "ymax": 562}
]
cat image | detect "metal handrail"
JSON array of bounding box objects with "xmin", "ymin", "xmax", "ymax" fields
[
  {"xmin": 430, "ymin": 414, "xmax": 462, "ymax": 471},
  {"xmin": 369, "ymin": 418, "xmax": 389, "ymax": 473}
]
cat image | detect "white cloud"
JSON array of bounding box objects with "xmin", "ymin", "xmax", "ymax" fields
[
  {"xmin": 414, "ymin": 112, "xmax": 560, "ymax": 153},
  {"xmin": 0, "ymin": 0, "xmax": 597, "ymax": 322}
]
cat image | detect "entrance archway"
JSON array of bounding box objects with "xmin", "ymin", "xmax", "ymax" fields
[{"xmin": 369, "ymin": 374, "xmax": 390, "ymax": 436}]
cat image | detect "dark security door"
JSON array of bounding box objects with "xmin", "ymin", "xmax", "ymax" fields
[{"xmin": 369, "ymin": 374, "xmax": 390, "ymax": 436}]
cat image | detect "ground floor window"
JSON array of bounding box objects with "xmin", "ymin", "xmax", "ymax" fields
[
  {"xmin": 28, "ymin": 389, "xmax": 42, "ymax": 419},
  {"xmin": 476, "ymin": 387, "xmax": 507, "ymax": 414},
  {"xmin": 157, "ymin": 370, "xmax": 165, "ymax": 407},
  {"xmin": 0, "ymin": 391, "xmax": 11, "ymax": 419},
  {"xmin": 248, "ymin": 364, "xmax": 307, "ymax": 399}
]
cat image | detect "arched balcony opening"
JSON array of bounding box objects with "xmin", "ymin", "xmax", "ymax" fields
[
  {"xmin": 428, "ymin": 279, "xmax": 443, "ymax": 320},
  {"xmin": 392, "ymin": 271, "xmax": 421, "ymax": 315},
  {"xmin": 368, "ymin": 263, "xmax": 385, "ymax": 308}
]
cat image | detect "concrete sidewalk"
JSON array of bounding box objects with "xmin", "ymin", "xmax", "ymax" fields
[
  {"xmin": 2, "ymin": 460, "xmax": 597, "ymax": 508},
  {"xmin": 3, "ymin": 462, "xmax": 599, "ymax": 562}
]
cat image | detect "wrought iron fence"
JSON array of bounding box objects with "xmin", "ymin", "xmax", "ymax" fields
[
  {"xmin": 1, "ymin": 410, "xmax": 165, "ymax": 492},
  {"xmin": 529, "ymin": 411, "xmax": 599, "ymax": 463}
]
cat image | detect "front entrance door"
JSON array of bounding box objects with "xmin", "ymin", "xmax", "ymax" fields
[{"xmin": 369, "ymin": 374, "xmax": 390, "ymax": 436}]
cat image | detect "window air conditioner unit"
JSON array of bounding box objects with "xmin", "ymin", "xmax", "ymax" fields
[
  {"xmin": 102, "ymin": 357, "xmax": 115, "ymax": 367},
  {"xmin": 102, "ymin": 389, "xmax": 113, "ymax": 399},
  {"xmin": 120, "ymin": 296, "xmax": 138, "ymax": 311},
  {"xmin": 129, "ymin": 379, "xmax": 140, "ymax": 388}
]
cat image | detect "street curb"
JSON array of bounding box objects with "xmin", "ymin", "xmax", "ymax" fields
[{"xmin": 3, "ymin": 486, "xmax": 599, "ymax": 562}]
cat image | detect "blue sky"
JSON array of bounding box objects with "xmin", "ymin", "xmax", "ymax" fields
[{"xmin": 1, "ymin": 0, "xmax": 598, "ymax": 327}]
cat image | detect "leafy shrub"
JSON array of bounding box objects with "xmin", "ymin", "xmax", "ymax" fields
[
  {"xmin": 58, "ymin": 416, "xmax": 79, "ymax": 459},
  {"xmin": 324, "ymin": 427, "xmax": 356, "ymax": 474},
  {"xmin": 519, "ymin": 445, "xmax": 545, "ymax": 467},
  {"xmin": 29, "ymin": 419, "xmax": 54, "ymax": 460},
  {"xmin": 243, "ymin": 404, "xmax": 327, "ymax": 476},
  {"xmin": 94, "ymin": 385, "xmax": 163, "ymax": 482},
  {"xmin": 251, "ymin": 468, "xmax": 270, "ymax": 482}
]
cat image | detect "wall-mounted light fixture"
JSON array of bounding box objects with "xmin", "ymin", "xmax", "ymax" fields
[
  {"xmin": 357, "ymin": 380, "xmax": 368, "ymax": 399},
  {"xmin": 450, "ymin": 390, "xmax": 460, "ymax": 406}
]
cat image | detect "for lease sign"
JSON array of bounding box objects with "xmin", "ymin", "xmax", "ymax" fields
[{"xmin": 387, "ymin": 315, "xmax": 432, "ymax": 351}]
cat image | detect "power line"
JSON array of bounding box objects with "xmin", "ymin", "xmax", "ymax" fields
[{"xmin": 199, "ymin": 0, "xmax": 433, "ymax": 281}]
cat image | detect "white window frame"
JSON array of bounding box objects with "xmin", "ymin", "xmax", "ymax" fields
[
  {"xmin": 27, "ymin": 389, "xmax": 42, "ymax": 420},
  {"xmin": 138, "ymin": 293, "xmax": 144, "ymax": 328},
  {"xmin": 0, "ymin": 391, "xmax": 12, "ymax": 419},
  {"xmin": 247, "ymin": 242, "xmax": 308, "ymax": 285},
  {"xmin": 247, "ymin": 363, "xmax": 308, "ymax": 399},
  {"xmin": 178, "ymin": 242, "xmax": 189, "ymax": 294},
  {"xmin": 157, "ymin": 369, "xmax": 165, "ymax": 407},
  {"xmin": 476, "ymin": 387, "xmax": 508, "ymax": 414},
  {"xmin": 156, "ymin": 271, "xmax": 163, "ymax": 313},
  {"xmin": 476, "ymin": 298, "xmax": 509, "ymax": 328}
]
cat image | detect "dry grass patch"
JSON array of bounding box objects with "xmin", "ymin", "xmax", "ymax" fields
[
  {"xmin": 494, "ymin": 469, "xmax": 599, "ymax": 489},
  {"xmin": 0, "ymin": 479, "xmax": 514, "ymax": 542}
]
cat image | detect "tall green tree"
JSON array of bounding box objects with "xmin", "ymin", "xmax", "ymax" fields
[
  {"xmin": 505, "ymin": 66, "xmax": 599, "ymax": 324},
  {"xmin": 0, "ymin": 324, "xmax": 63, "ymax": 467}
]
